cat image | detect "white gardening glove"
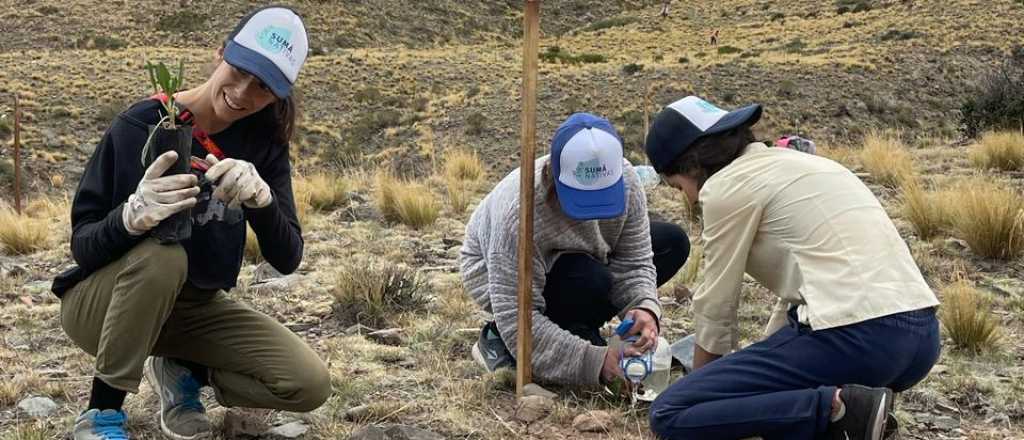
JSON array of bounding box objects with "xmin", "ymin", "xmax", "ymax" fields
[
  {"xmin": 122, "ymin": 151, "xmax": 200, "ymax": 235},
  {"xmin": 204, "ymin": 154, "xmax": 273, "ymax": 209}
]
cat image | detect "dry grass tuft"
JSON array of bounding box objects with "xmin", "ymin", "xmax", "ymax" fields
[
  {"xmin": 244, "ymin": 225, "xmax": 262, "ymax": 263},
  {"xmin": 947, "ymin": 177, "xmax": 1024, "ymax": 260},
  {"xmin": 969, "ymin": 131, "xmax": 1024, "ymax": 171},
  {"xmin": 0, "ymin": 206, "xmax": 51, "ymax": 255},
  {"xmin": 443, "ymin": 149, "xmax": 485, "ymax": 182},
  {"xmin": 294, "ymin": 172, "xmax": 351, "ymax": 212},
  {"xmin": 900, "ymin": 179, "xmax": 952, "ymax": 240},
  {"xmin": 859, "ymin": 131, "xmax": 915, "ymax": 188},
  {"xmin": 330, "ymin": 256, "xmax": 430, "ymax": 328},
  {"xmin": 940, "ymin": 279, "xmax": 1001, "ymax": 353},
  {"xmin": 375, "ymin": 172, "xmax": 440, "ymax": 229}
]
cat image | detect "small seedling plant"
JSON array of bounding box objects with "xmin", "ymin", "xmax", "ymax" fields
[
  {"xmin": 141, "ymin": 60, "xmax": 187, "ymax": 164},
  {"xmin": 145, "ymin": 60, "xmax": 185, "ymax": 128}
]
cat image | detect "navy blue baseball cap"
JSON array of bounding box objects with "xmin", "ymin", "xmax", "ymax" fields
[
  {"xmin": 645, "ymin": 96, "xmax": 762, "ymax": 172},
  {"xmin": 223, "ymin": 6, "xmax": 308, "ymax": 98},
  {"xmin": 551, "ymin": 113, "xmax": 626, "ymax": 220}
]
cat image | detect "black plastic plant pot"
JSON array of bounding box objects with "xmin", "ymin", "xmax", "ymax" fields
[{"xmin": 145, "ymin": 124, "xmax": 193, "ymax": 244}]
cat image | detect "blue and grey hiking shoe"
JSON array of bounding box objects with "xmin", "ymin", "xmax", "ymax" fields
[
  {"xmin": 471, "ymin": 321, "xmax": 515, "ymax": 372},
  {"xmin": 144, "ymin": 357, "xmax": 211, "ymax": 440},
  {"xmin": 73, "ymin": 409, "xmax": 130, "ymax": 440}
]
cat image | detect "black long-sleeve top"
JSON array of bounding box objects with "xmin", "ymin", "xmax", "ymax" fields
[{"xmin": 51, "ymin": 99, "xmax": 303, "ymax": 297}]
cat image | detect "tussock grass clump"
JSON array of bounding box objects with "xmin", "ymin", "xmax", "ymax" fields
[
  {"xmin": 330, "ymin": 256, "xmax": 429, "ymax": 328},
  {"xmin": 859, "ymin": 131, "xmax": 915, "ymax": 188},
  {"xmin": 0, "ymin": 207, "xmax": 50, "ymax": 255},
  {"xmin": 940, "ymin": 280, "xmax": 1001, "ymax": 353},
  {"xmin": 375, "ymin": 172, "xmax": 440, "ymax": 229},
  {"xmin": 969, "ymin": 131, "xmax": 1024, "ymax": 171},
  {"xmin": 444, "ymin": 149, "xmax": 485, "ymax": 183},
  {"xmin": 947, "ymin": 177, "xmax": 1024, "ymax": 259},
  {"xmin": 295, "ymin": 172, "xmax": 350, "ymax": 212},
  {"xmin": 900, "ymin": 179, "xmax": 952, "ymax": 240}
]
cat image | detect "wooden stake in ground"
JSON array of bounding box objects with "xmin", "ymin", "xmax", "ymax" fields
[
  {"xmin": 516, "ymin": 0, "xmax": 541, "ymax": 397},
  {"xmin": 13, "ymin": 94, "xmax": 22, "ymax": 214}
]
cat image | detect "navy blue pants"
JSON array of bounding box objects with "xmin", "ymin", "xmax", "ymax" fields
[{"xmin": 650, "ymin": 307, "xmax": 940, "ymax": 440}]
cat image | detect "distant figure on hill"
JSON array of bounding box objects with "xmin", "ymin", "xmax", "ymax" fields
[
  {"xmin": 459, "ymin": 113, "xmax": 690, "ymax": 387},
  {"xmin": 52, "ymin": 7, "xmax": 329, "ymax": 440},
  {"xmin": 710, "ymin": 29, "xmax": 720, "ymax": 46},
  {"xmin": 661, "ymin": 0, "xmax": 672, "ymax": 18},
  {"xmin": 644, "ymin": 96, "xmax": 940, "ymax": 440}
]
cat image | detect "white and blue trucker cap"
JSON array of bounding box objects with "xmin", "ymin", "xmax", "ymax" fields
[
  {"xmin": 223, "ymin": 6, "xmax": 308, "ymax": 98},
  {"xmin": 645, "ymin": 96, "xmax": 762, "ymax": 172},
  {"xmin": 551, "ymin": 113, "xmax": 626, "ymax": 221}
]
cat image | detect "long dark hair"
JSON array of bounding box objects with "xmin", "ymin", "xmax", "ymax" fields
[
  {"xmin": 663, "ymin": 125, "xmax": 755, "ymax": 187},
  {"xmin": 253, "ymin": 87, "xmax": 301, "ymax": 146}
]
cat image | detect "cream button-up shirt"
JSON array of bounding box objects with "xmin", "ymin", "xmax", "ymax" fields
[{"xmin": 693, "ymin": 143, "xmax": 939, "ymax": 355}]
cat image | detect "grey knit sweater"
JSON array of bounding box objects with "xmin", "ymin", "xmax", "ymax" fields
[{"xmin": 459, "ymin": 156, "xmax": 660, "ymax": 385}]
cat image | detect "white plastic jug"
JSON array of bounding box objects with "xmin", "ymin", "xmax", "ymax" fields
[
  {"xmin": 638, "ymin": 336, "xmax": 672, "ymax": 401},
  {"xmin": 634, "ymin": 165, "xmax": 660, "ymax": 189}
]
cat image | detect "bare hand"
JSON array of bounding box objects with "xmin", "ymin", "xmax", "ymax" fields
[
  {"xmin": 600, "ymin": 347, "xmax": 625, "ymax": 385},
  {"xmin": 622, "ymin": 308, "xmax": 659, "ymax": 357}
]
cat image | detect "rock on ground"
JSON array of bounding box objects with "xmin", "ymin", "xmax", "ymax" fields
[
  {"xmin": 265, "ymin": 420, "xmax": 310, "ymax": 439},
  {"xmin": 522, "ymin": 383, "xmax": 557, "ymax": 399},
  {"xmin": 573, "ymin": 410, "xmax": 615, "ymax": 432},
  {"xmin": 348, "ymin": 424, "xmax": 444, "ymax": 440},
  {"xmin": 366, "ymin": 328, "xmax": 404, "ymax": 346},
  {"xmin": 17, "ymin": 396, "xmax": 58, "ymax": 418},
  {"xmin": 514, "ymin": 395, "xmax": 554, "ymax": 423}
]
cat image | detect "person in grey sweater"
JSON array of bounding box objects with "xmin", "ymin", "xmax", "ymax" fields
[{"xmin": 460, "ymin": 113, "xmax": 690, "ymax": 386}]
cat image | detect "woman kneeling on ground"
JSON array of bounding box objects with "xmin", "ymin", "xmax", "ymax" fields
[
  {"xmin": 459, "ymin": 113, "xmax": 690, "ymax": 386},
  {"xmin": 52, "ymin": 7, "xmax": 329, "ymax": 440},
  {"xmin": 644, "ymin": 96, "xmax": 940, "ymax": 440}
]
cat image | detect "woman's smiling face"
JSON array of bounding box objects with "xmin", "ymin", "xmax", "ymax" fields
[{"xmin": 207, "ymin": 59, "xmax": 278, "ymax": 123}]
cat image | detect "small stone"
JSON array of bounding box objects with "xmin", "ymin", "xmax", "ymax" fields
[
  {"xmin": 221, "ymin": 408, "xmax": 268, "ymax": 439},
  {"xmin": 18, "ymin": 396, "xmax": 58, "ymax": 418},
  {"xmin": 384, "ymin": 425, "xmax": 444, "ymax": 440},
  {"xmin": 345, "ymin": 404, "xmax": 371, "ymax": 422},
  {"xmin": 930, "ymin": 364, "xmax": 949, "ymax": 375},
  {"xmin": 514, "ymin": 395, "xmax": 553, "ymax": 423},
  {"xmin": 366, "ymin": 328, "xmax": 404, "ymax": 346},
  {"xmin": 252, "ymin": 274, "xmax": 304, "ymax": 293},
  {"xmin": 522, "ymin": 383, "xmax": 557, "ymax": 399},
  {"xmin": 348, "ymin": 425, "xmax": 388, "ymax": 440},
  {"xmin": 253, "ymin": 262, "xmax": 285, "ymax": 283},
  {"xmin": 265, "ymin": 421, "xmax": 309, "ymax": 439},
  {"xmin": 573, "ymin": 410, "xmax": 614, "ymax": 433},
  {"xmin": 1, "ymin": 263, "xmax": 30, "ymax": 278}
]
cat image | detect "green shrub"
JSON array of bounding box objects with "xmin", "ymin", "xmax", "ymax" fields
[
  {"xmin": 0, "ymin": 113, "xmax": 11, "ymax": 138},
  {"xmin": 622, "ymin": 63, "xmax": 644, "ymax": 75},
  {"xmin": 960, "ymin": 47, "xmax": 1024, "ymax": 138},
  {"xmin": 540, "ymin": 46, "xmax": 606, "ymax": 65},
  {"xmin": 678, "ymin": 56, "xmax": 690, "ymax": 64},
  {"xmin": 466, "ymin": 112, "xmax": 486, "ymax": 136},
  {"xmin": 879, "ymin": 29, "xmax": 924, "ymax": 41},
  {"xmin": 717, "ymin": 45, "xmax": 742, "ymax": 55},
  {"xmin": 784, "ymin": 39, "xmax": 806, "ymax": 53},
  {"xmin": 157, "ymin": 11, "xmax": 207, "ymax": 33},
  {"xmin": 769, "ymin": 12, "xmax": 785, "ymax": 21},
  {"xmin": 580, "ymin": 16, "xmax": 639, "ymax": 33}
]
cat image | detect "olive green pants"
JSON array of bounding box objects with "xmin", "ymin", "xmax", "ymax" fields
[{"xmin": 60, "ymin": 238, "xmax": 330, "ymax": 412}]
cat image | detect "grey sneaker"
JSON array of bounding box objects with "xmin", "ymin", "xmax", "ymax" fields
[
  {"xmin": 144, "ymin": 357, "xmax": 212, "ymax": 440},
  {"xmin": 73, "ymin": 409, "xmax": 130, "ymax": 440},
  {"xmin": 471, "ymin": 321, "xmax": 515, "ymax": 372}
]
